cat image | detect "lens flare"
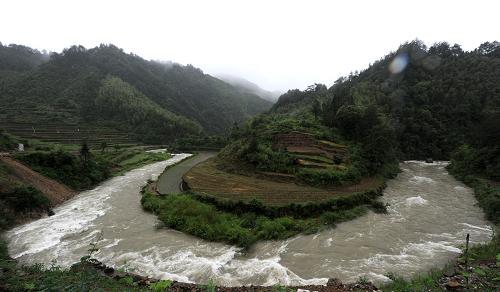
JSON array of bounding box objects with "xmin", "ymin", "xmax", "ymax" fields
[{"xmin": 389, "ymin": 53, "xmax": 409, "ymax": 74}]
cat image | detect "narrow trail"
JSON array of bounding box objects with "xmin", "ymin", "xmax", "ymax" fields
[
  {"xmin": 0, "ymin": 156, "xmax": 75, "ymax": 205},
  {"xmin": 156, "ymin": 151, "xmax": 216, "ymax": 194}
]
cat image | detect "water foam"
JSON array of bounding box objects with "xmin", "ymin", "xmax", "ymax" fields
[
  {"xmin": 405, "ymin": 196, "xmax": 428, "ymax": 206},
  {"xmin": 409, "ymin": 176, "xmax": 435, "ymax": 184},
  {"xmin": 5, "ymin": 157, "xmax": 493, "ymax": 287}
]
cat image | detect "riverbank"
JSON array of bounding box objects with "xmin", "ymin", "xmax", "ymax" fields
[
  {"xmin": 381, "ymin": 234, "xmax": 499, "ymax": 291},
  {"xmin": 3, "ymin": 160, "xmax": 495, "ymax": 290},
  {"xmin": 379, "ymin": 159, "xmax": 500, "ymax": 291},
  {"xmin": 0, "ymin": 243, "xmax": 378, "ymax": 291},
  {"xmin": 0, "ymin": 154, "xmax": 194, "ymax": 291},
  {"xmin": 142, "ymin": 157, "xmax": 387, "ymax": 248}
]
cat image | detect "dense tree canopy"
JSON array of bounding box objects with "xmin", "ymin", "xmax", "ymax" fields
[
  {"xmin": 0, "ymin": 43, "xmax": 272, "ymax": 144},
  {"xmin": 220, "ymin": 40, "xmax": 500, "ymax": 183}
]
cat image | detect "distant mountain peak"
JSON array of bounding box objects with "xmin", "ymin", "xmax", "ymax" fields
[{"xmin": 216, "ymin": 74, "xmax": 281, "ymax": 102}]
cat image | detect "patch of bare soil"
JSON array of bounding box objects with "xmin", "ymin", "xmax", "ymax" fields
[{"xmin": 0, "ymin": 156, "xmax": 76, "ymax": 205}]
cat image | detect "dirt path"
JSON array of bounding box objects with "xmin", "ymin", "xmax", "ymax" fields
[
  {"xmin": 0, "ymin": 156, "xmax": 76, "ymax": 205},
  {"xmin": 156, "ymin": 152, "xmax": 217, "ymax": 194}
]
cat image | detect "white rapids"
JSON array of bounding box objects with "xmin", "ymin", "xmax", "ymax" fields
[{"xmin": 5, "ymin": 158, "xmax": 493, "ymax": 286}]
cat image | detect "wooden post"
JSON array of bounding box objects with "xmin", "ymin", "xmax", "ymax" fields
[{"xmin": 465, "ymin": 233, "xmax": 470, "ymax": 287}]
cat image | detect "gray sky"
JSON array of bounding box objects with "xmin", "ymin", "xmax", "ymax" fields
[{"xmin": 1, "ymin": 0, "xmax": 499, "ymax": 92}]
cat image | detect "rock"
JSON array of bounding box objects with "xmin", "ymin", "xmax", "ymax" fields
[
  {"xmin": 103, "ymin": 267, "xmax": 114, "ymax": 275},
  {"xmin": 446, "ymin": 280, "xmax": 461, "ymax": 289},
  {"xmin": 47, "ymin": 209, "xmax": 55, "ymax": 216},
  {"xmin": 297, "ymin": 289, "xmax": 310, "ymax": 292},
  {"xmin": 425, "ymin": 158, "xmax": 433, "ymax": 163},
  {"xmin": 326, "ymin": 278, "xmax": 342, "ymax": 287}
]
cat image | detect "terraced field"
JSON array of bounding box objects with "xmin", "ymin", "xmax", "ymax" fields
[
  {"xmin": 0, "ymin": 122, "xmax": 138, "ymax": 148},
  {"xmin": 183, "ymin": 158, "xmax": 383, "ymax": 206},
  {"xmin": 0, "ymin": 104, "xmax": 140, "ymax": 148}
]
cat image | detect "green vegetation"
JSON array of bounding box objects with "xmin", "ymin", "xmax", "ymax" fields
[
  {"xmin": 11, "ymin": 138, "xmax": 172, "ymax": 190},
  {"xmin": 0, "ymin": 239, "xmax": 148, "ymax": 291},
  {"xmin": 322, "ymin": 40, "xmax": 500, "ymax": 161},
  {"xmin": 219, "ymin": 41, "xmax": 500, "ymax": 189},
  {"xmin": 448, "ymin": 145, "xmax": 500, "ymax": 224},
  {"xmin": 0, "ymin": 129, "xmax": 19, "ymax": 151},
  {"xmin": 218, "ymin": 83, "xmax": 399, "ymax": 188},
  {"xmin": 184, "ymin": 158, "xmax": 385, "ymax": 206},
  {"xmin": 14, "ymin": 150, "xmax": 111, "ymax": 190},
  {"xmin": 95, "ymin": 76, "xmax": 201, "ymax": 144},
  {"xmin": 141, "ymin": 187, "xmax": 385, "ymax": 248},
  {"xmin": 382, "ymin": 236, "xmax": 500, "ymax": 291},
  {"xmin": 0, "ymin": 158, "xmax": 51, "ymax": 230},
  {"xmin": 0, "ymin": 183, "xmax": 51, "ymax": 230},
  {"xmin": 0, "ymin": 43, "xmax": 272, "ymax": 145}
]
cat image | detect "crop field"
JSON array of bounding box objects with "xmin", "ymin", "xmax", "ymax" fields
[
  {"xmin": 0, "ymin": 122, "xmax": 138, "ymax": 148},
  {"xmin": 183, "ymin": 159, "xmax": 383, "ymax": 206}
]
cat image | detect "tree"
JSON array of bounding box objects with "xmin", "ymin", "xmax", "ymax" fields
[
  {"xmin": 312, "ymin": 98, "xmax": 323, "ymax": 119},
  {"xmin": 100, "ymin": 141, "xmax": 107, "ymax": 153},
  {"xmin": 80, "ymin": 141, "xmax": 90, "ymax": 163}
]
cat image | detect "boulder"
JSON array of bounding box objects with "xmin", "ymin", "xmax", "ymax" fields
[{"xmin": 446, "ymin": 280, "xmax": 461, "ymax": 289}]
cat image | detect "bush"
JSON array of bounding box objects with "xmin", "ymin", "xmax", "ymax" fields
[
  {"xmin": 141, "ymin": 189, "xmax": 380, "ymax": 248},
  {"xmin": 320, "ymin": 206, "xmax": 367, "ymax": 225},
  {"xmin": 0, "ymin": 185, "xmax": 50, "ymax": 212},
  {"xmin": 449, "ymin": 146, "xmax": 500, "ymax": 224},
  {"xmin": 297, "ymin": 167, "xmax": 361, "ymax": 186},
  {"xmin": 15, "ymin": 150, "xmax": 111, "ymax": 190}
]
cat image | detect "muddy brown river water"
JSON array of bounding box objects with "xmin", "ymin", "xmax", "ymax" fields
[{"xmin": 6, "ymin": 156, "xmax": 493, "ymax": 286}]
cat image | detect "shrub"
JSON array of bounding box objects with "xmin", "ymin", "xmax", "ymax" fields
[
  {"xmin": 142, "ymin": 191, "xmax": 380, "ymax": 247},
  {"xmin": 0, "ymin": 185, "xmax": 50, "ymax": 212},
  {"xmin": 15, "ymin": 150, "xmax": 111, "ymax": 190},
  {"xmin": 297, "ymin": 167, "xmax": 361, "ymax": 186}
]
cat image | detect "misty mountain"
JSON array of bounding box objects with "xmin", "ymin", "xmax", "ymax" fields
[
  {"xmin": 216, "ymin": 74, "xmax": 281, "ymax": 102},
  {"xmin": 220, "ymin": 41, "xmax": 500, "ymax": 181},
  {"xmin": 0, "ymin": 43, "xmax": 272, "ymax": 143}
]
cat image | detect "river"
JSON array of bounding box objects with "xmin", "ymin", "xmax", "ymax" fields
[{"xmin": 5, "ymin": 155, "xmax": 493, "ymax": 286}]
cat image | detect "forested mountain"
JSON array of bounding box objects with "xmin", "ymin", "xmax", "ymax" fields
[
  {"xmin": 220, "ymin": 41, "xmax": 500, "ymax": 183},
  {"xmin": 217, "ymin": 74, "xmax": 281, "ymax": 102},
  {"xmin": 0, "ymin": 43, "xmax": 49, "ymax": 72},
  {"xmin": 0, "ymin": 43, "xmax": 272, "ymax": 144}
]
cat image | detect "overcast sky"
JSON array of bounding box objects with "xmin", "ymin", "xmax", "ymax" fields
[{"xmin": 1, "ymin": 0, "xmax": 499, "ymax": 92}]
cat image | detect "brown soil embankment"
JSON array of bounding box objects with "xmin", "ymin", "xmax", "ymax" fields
[{"xmin": 0, "ymin": 156, "xmax": 76, "ymax": 205}]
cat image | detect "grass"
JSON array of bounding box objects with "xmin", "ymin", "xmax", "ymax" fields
[
  {"xmin": 381, "ymin": 235, "xmax": 500, "ymax": 291},
  {"xmin": 0, "ymin": 238, "xmax": 148, "ymax": 291},
  {"xmin": 141, "ymin": 188, "xmax": 379, "ymax": 248},
  {"xmin": 183, "ymin": 158, "xmax": 384, "ymax": 206}
]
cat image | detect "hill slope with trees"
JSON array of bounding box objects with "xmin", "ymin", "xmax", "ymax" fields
[
  {"xmin": 0, "ymin": 43, "xmax": 272, "ymax": 144},
  {"xmin": 219, "ymin": 40, "xmax": 500, "ymax": 186}
]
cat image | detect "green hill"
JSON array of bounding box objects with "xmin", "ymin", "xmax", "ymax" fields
[
  {"xmin": 0, "ymin": 43, "xmax": 272, "ymax": 145},
  {"xmin": 219, "ymin": 41, "xmax": 500, "ymax": 185}
]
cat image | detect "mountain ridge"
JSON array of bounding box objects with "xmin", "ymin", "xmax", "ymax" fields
[{"xmin": 0, "ymin": 43, "xmax": 273, "ymax": 144}]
